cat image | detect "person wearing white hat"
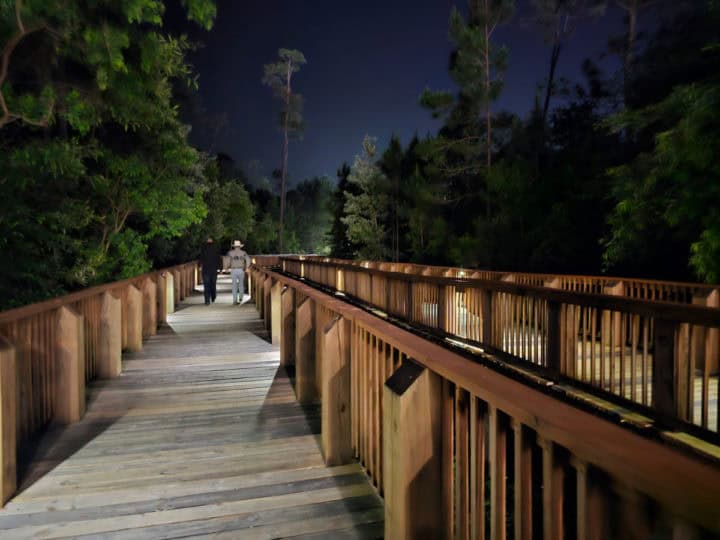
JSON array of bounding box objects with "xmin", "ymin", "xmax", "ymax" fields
[{"xmin": 226, "ymin": 240, "xmax": 251, "ymax": 304}]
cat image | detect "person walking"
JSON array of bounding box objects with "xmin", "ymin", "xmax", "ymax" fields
[
  {"xmin": 227, "ymin": 240, "xmax": 251, "ymax": 305},
  {"xmin": 200, "ymin": 237, "xmax": 222, "ymax": 305}
]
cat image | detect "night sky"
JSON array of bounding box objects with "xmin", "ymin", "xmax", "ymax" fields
[{"xmin": 173, "ymin": 0, "xmax": 626, "ymax": 185}]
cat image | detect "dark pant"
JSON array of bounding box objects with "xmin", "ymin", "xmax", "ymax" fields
[{"xmin": 202, "ymin": 271, "xmax": 217, "ymax": 303}]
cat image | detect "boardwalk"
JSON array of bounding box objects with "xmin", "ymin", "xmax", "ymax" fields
[{"xmin": 1, "ymin": 276, "xmax": 384, "ymax": 539}]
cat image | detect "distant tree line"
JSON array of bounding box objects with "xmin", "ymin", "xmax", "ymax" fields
[{"xmin": 330, "ymin": 0, "xmax": 720, "ymax": 284}]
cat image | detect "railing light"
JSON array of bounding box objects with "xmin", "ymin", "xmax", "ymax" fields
[{"xmin": 458, "ymin": 271, "xmax": 466, "ymax": 278}]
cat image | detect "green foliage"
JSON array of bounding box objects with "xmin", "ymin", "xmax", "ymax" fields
[
  {"xmin": 604, "ymin": 81, "xmax": 720, "ymax": 282},
  {"xmin": 0, "ymin": 0, "xmax": 217, "ymax": 308},
  {"xmin": 342, "ymin": 136, "xmax": 390, "ymax": 260}
]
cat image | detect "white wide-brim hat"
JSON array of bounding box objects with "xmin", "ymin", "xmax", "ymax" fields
[{"xmin": 232, "ymin": 240, "xmax": 244, "ymax": 248}]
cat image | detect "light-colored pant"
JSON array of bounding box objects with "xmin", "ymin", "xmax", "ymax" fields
[{"xmin": 231, "ymin": 268, "xmax": 245, "ymax": 304}]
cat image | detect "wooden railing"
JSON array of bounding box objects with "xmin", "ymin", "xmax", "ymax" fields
[
  {"xmin": 281, "ymin": 257, "xmax": 720, "ymax": 438},
  {"xmin": 0, "ymin": 261, "xmax": 199, "ymax": 505},
  {"xmin": 251, "ymin": 262, "xmax": 720, "ymax": 538},
  {"xmin": 295, "ymin": 256, "xmax": 719, "ymax": 305}
]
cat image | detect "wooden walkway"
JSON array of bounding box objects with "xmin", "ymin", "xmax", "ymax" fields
[{"xmin": 1, "ymin": 276, "xmax": 384, "ymax": 539}]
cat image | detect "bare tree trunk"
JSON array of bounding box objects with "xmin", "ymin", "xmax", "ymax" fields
[
  {"xmin": 279, "ymin": 61, "xmax": 292, "ymax": 253},
  {"xmin": 483, "ymin": 0, "xmax": 492, "ymax": 219},
  {"xmin": 542, "ymin": 41, "xmax": 562, "ymax": 126}
]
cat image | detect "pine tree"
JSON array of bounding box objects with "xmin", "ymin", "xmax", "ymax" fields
[{"xmin": 262, "ymin": 48, "xmax": 306, "ymax": 253}]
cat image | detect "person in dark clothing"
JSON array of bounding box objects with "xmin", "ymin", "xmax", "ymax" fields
[{"xmin": 199, "ymin": 237, "xmax": 221, "ymax": 305}]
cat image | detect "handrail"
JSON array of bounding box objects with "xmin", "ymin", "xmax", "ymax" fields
[
  {"xmin": 250, "ymin": 263, "xmax": 720, "ymax": 537},
  {"xmin": 280, "ymin": 256, "xmax": 720, "ymax": 437},
  {"xmin": 0, "ymin": 260, "xmax": 199, "ymax": 505},
  {"xmin": 294, "ymin": 255, "xmax": 720, "ymax": 305}
]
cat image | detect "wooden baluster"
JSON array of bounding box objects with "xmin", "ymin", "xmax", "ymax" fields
[
  {"xmin": 513, "ymin": 420, "xmax": 533, "ymax": 540},
  {"xmin": 383, "ymin": 361, "xmax": 443, "ymax": 539},
  {"xmin": 0, "ymin": 337, "xmax": 16, "ymax": 507},
  {"xmin": 98, "ymin": 292, "xmax": 121, "ymax": 378},
  {"xmin": 546, "ymin": 300, "xmax": 562, "ymax": 374},
  {"xmin": 471, "ymin": 396, "xmax": 486, "ymax": 540},
  {"xmin": 55, "ymin": 306, "xmax": 86, "ymax": 424},
  {"xmin": 295, "ymin": 298, "xmax": 316, "ymax": 403},
  {"xmin": 263, "ymin": 277, "xmax": 272, "ymax": 331},
  {"xmin": 539, "ymin": 437, "xmax": 564, "ymax": 540},
  {"xmin": 321, "ymin": 316, "xmax": 352, "ymax": 465},
  {"xmin": 126, "ymin": 285, "xmax": 143, "ymax": 353},
  {"xmin": 456, "ymin": 388, "xmax": 470, "ymax": 540},
  {"xmin": 489, "ymin": 404, "xmax": 507, "ymax": 540},
  {"xmin": 442, "ymin": 379, "xmax": 455, "ymax": 539}
]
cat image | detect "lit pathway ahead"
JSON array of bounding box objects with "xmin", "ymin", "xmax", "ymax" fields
[{"xmin": 1, "ymin": 276, "xmax": 383, "ymax": 539}]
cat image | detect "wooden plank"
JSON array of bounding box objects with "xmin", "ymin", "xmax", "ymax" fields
[
  {"xmin": 513, "ymin": 419, "xmax": 532, "ymax": 540},
  {"xmin": 4, "ymin": 282, "xmax": 381, "ymax": 538}
]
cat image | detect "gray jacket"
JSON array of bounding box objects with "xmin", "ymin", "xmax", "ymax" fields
[{"xmin": 227, "ymin": 248, "xmax": 251, "ymax": 270}]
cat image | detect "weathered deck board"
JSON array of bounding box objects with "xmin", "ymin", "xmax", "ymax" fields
[{"xmin": 4, "ymin": 276, "xmax": 383, "ymax": 539}]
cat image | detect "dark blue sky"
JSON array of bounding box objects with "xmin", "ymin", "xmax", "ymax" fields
[{"xmin": 179, "ymin": 0, "xmax": 625, "ymax": 184}]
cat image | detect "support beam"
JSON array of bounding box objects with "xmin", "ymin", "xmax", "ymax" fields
[
  {"xmin": 55, "ymin": 306, "xmax": 85, "ymax": 424},
  {"xmin": 0, "ymin": 337, "xmax": 16, "ymax": 507},
  {"xmin": 142, "ymin": 278, "xmax": 157, "ymax": 338},
  {"xmin": 383, "ymin": 360, "xmax": 443, "ymax": 539},
  {"xmin": 295, "ymin": 298, "xmax": 317, "ymax": 404},
  {"xmin": 281, "ymin": 287, "xmax": 295, "ymax": 367},
  {"xmin": 98, "ymin": 292, "xmax": 121, "ymax": 379},
  {"xmin": 321, "ymin": 316, "xmax": 352, "ymax": 465},
  {"xmin": 126, "ymin": 284, "xmax": 143, "ymax": 353}
]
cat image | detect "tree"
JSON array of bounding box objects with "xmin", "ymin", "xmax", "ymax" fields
[
  {"xmin": 532, "ymin": 0, "xmax": 606, "ymax": 125},
  {"xmin": 262, "ymin": 48, "xmax": 306, "ymax": 253},
  {"xmin": 342, "ymin": 137, "xmax": 389, "ymax": 260},
  {"xmin": 0, "ymin": 0, "xmax": 216, "ymax": 307},
  {"xmin": 420, "ymin": 0, "xmax": 513, "ymax": 218},
  {"xmin": 329, "ymin": 163, "xmax": 359, "ymax": 258}
]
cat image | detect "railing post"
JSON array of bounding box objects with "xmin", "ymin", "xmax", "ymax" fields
[
  {"xmin": 156, "ymin": 273, "xmax": 167, "ymax": 325},
  {"xmin": 603, "ymin": 281, "xmax": 624, "ymax": 349},
  {"xmin": 263, "ymin": 277, "xmax": 272, "ymax": 331},
  {"xmin": 438, "ymin": 284, "xmax": 447, "ymax": 331},
  {"xmin": 546, "ymin": 300, "xmax": 562, "ymax": 373},
  {"xmin": 383, "ymin": 360, "xmax": 443, "ymax": 539},
  {"xmin": 270, "ymin": 280, "xmax": 281, "ymax": 346},
  {"xmin": 98, "ymin": 292, "xmax": 121, "ymax": 378},
  {"xmin": 653, "ymin": 318, "xmax": 679, "ymax": 419},
  {"xmin": 321, "ymin": 316, "xmax": 353, "ymax": 465},
  {"xmin": 295, "ymin": 298, "xmax": 317, "ymax": 404},
  {"xmin": 55, "ymin": 306, "xmax": 85, "ymax": 424},
  {"xmin": 281, "ymin": 286, "xmax": 295, "ymax": 367},
  {"xmin": 481, "ymin": 288, "xmax": 493, "ymax": 345},
  {"xmin": 142, "ymin": 277, "xmax": 157, "ymax": 337},
  {"xmin": 173, "ymin": 269, "xmax": 182, "ymax": 305},
  {"xmin": 126, "ymin": 284, "xmax": 143, "ymax": 353},
  {"xmin": 0, "ymin": 337, "xmax": 17, "ymax": 507}
]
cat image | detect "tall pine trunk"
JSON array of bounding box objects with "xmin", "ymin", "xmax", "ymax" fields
[
  {"xmin": 483, "ymin": 0, "xmax": 492, "ymax": 219},
  {"xmin": 278, "ymin": 61, "xmax": 292, "ymax": 253}
]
